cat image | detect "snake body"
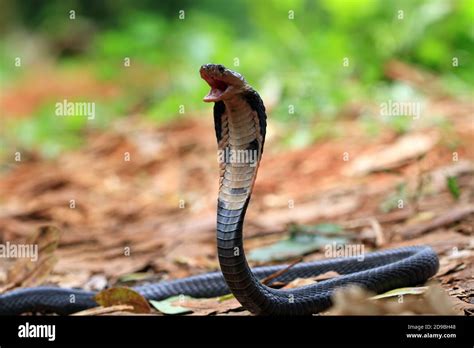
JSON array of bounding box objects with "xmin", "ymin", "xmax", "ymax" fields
[{"xmin": 0, "ymin": 64, "xmax": 439, "ymax": 315}]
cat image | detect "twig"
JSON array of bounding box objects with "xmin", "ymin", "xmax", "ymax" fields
[
  {"xmin": 71, "ymin": 305, "xmax": 135, "ymax": 316},
  {"xmin": 261, "ymin": 257, "xmax": 303, "ymax": 286},
  {"xmin": 375, "ymin": 208, "xmax": 414, "ymax": 223},
  {"xmin": 368, "ymin": 217, "xmax": 385, "ymax": 247},
  {"xmin": 400, "ymin": 205, "xmax": 474, "ymax": 239}
]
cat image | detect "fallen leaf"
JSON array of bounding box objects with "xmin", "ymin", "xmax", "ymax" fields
[
  {"xmin": 437, "ymin": 258, "xmax": 466, "ymax": 278},
  {"xmin": 71, "ymin": 305, "xmax": 135, "ymax": 316},
  {"xmin": 248, "ymin": 231, "xmax": 349, "ymax": 262},
  {"xmin": 95, "ymin": 287, "xmax": 151, "ymax": 314},
  {"xmin": 344, "ymin": 133, "xmax": 438, "ymax": 176},
  {"xmin": 256, "ymin": 197, "xmax": 359, "ymax": 230},
  {"xmin": 150, "ymin": 295, "xmax": 243, "ymax": 316},
  {"xmin": 405, "ymin": 211, "xmax": 436, "ymax": 225},
  {"xmin": 370, "ymin": 286, "xmax": 428, "ymax": 300},
  {"xmin": 400, "ymin": 205, "xmax": 474, "ymax": 238},
  {"xmin": 218, "ymin": 293, "xmax": 235, "ymax": 302},
  {"xmin": 150, "ymin": 296, "xmax": 193, "ymax": 315},
  {"xmin": 83, "ymin": 274, "xmax": 108, "ymax": 291},
  {"xmin": 446, "ymin": 249, "xmax": 473, "ymax": 260},
  {"xmin": 118, "ymin": 272, "xmax": 157, "ymax": 283},
  {"xmin": 450, "ymin": 296, "xmax": 474, "ymax": 315},
  {"xmin": 179, "ymin": 296, "xmax": 242, "ymax": 316},
  {"xmin": 2, "ymin": 226, "xmax": 60, "ymax": 290},
  {"xmin": 314, "ymin": 271, "xmax": 340, "ymax": 281},
  {"xmin": 281, "ymin": 271, "xmax": 340, "ymax": 289},
  {"xmin": 329, "ymin": 283, "xmax": 457, "ymax": 315},
  {"xmin": 282, "ymin": 278, "xmax": 316, "ymax": 289},
  {"xmin": 20, "ymin": 256, "xmax": 58, "ymax": 288},
  {"xmin": 422, "ymin": 284, "xmax": 458, "ymax": 315},
  {"xmin": 48, "ymin": 270, "xmax": 91, "ymax": 288},
  {"xmin": 219, "ymin": 310, "xmax": 252, "ymax": 316},
  {"xmin": 446, "ymin": 176, "xmax": 461, "ymax": 200}
]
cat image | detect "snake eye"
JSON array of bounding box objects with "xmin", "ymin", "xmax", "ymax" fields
[{"xmin": 218, "ymin": 65, "xmax": 225, "ymax": 73}]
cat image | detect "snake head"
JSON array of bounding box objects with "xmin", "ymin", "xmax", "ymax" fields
[{"xmin": 200, "ymin": 64, "xmax": 247, "ymax": 102}]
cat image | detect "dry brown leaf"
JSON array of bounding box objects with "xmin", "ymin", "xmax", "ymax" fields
[
  {"xmin": 282, "ymin": 278, "xmax": 317, "ymax": 289},
  {"xmin": 95, "ymin": 287, "xmax": 151, "ymax": 314},
  {"xmin": 20, "ymin": 255, "xmax": 58, "ymax": 288},
  {"xmin": 282, "ymin": 272, "xmax": 340, "ymax": 289},
  {"xmin": 48, "ymin": 270, "xmax": 91, "ymax": 288},
  {"xmin": 256, "ymin": 196, "xmax": 359, "ymax": 229},
  {"xmin": 344, "ymin": 133, "xmax": 438, "ymax": 176},
  {"xmin": 175, "ymin": 297, "xmax": 243, "ymax": 316},
  {"xmin": 314, "ymin": 271, "xmax": 340, "ymax": 281},
  {"xmin": 450, "ymin": 296, "xmax": 474, "ymax": 315},
  {"xmin": 71, "ymin": 305, "xmax": 135, "ymax": 316},
  {"xmin": 1, "ymin": 226, "xmax": 60, "ymax": 291},
  {"xmin": 83, "ymin": 274, "xmax": 108, "ymax": 291},
  {"xmin": 329, "ymin": 283, "xmax": 457, "ymax": 315},
  {"xmin": 400, "ymin": 205, "xmax": 474, "ymax": 239},
  {"xmin": 437, "ymin": 259, "xmax": 466, "ymax": 278}
]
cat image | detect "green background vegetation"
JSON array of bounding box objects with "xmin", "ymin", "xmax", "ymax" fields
[{"xmin": 0, "ymin": 0, "xmax": 472, "ymax": 157}]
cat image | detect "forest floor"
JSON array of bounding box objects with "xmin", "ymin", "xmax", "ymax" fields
[{"xmin": 0, "ymin": 62, "xmax": 472, "ymax": 316}]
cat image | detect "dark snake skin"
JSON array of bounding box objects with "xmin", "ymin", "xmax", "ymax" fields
[{"xmin": 0, "ymin": 64, "xmax": 439, "ymax": 315}]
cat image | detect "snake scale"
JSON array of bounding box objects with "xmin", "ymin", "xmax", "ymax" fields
[{"xmin": 0, "ymin": 64, "xmax": 439, "ymax": 315}]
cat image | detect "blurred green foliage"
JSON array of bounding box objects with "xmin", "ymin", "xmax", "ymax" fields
[
  {"xmin": 446, "ymin": 176, "xmax": 461, "ymax": 200},
  {"xmin": 9, "ymin": 106, "xmax": 88, "ymax": 158},
  {"xmin": 0, "ymin": 0, "xmax": 472, "ymax": 156}
]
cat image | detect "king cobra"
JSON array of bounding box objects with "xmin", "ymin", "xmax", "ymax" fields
[{"xmin": 0, "ymin": 64, "xmax": 439, "ymax": 315}]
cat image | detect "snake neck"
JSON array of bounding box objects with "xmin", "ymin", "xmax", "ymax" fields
[
  {"xmin": 215, "ymin": 90, "xmax": 273, "ymax": 314},
  {"xmin": 217, "ymin": 94, "xmax": 262, "ymax": 208}
]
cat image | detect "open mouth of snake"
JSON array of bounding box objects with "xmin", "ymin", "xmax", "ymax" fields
[{"xmin": 201, "ymin": 76, "xmax": 229, "ymax": 102}]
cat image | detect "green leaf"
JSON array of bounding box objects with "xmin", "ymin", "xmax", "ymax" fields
[
  {"xmin": 149, "ymin": 296, "xmax": 193, "ymax": 315},
  {"xmin": 370, "ymin": 286, "xmax": 428, "ymax": 300},
  {"xmin": 118, "ymin": 272, "xmax": 154, "ymax": 283},
  {"xmin": 446, "ymin": 176, "xmax": 461, "ymax": 200},
  {"xmin": 290, "ymin": 223, "xmax": 344, "ymax": 236},
  {"xmin": 248, "ymin": 231, "xmax": 349, "ymax": 263},
  {"xmin": 218, "ymin": 293, "xmax": 235, "ymax": 302}
]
